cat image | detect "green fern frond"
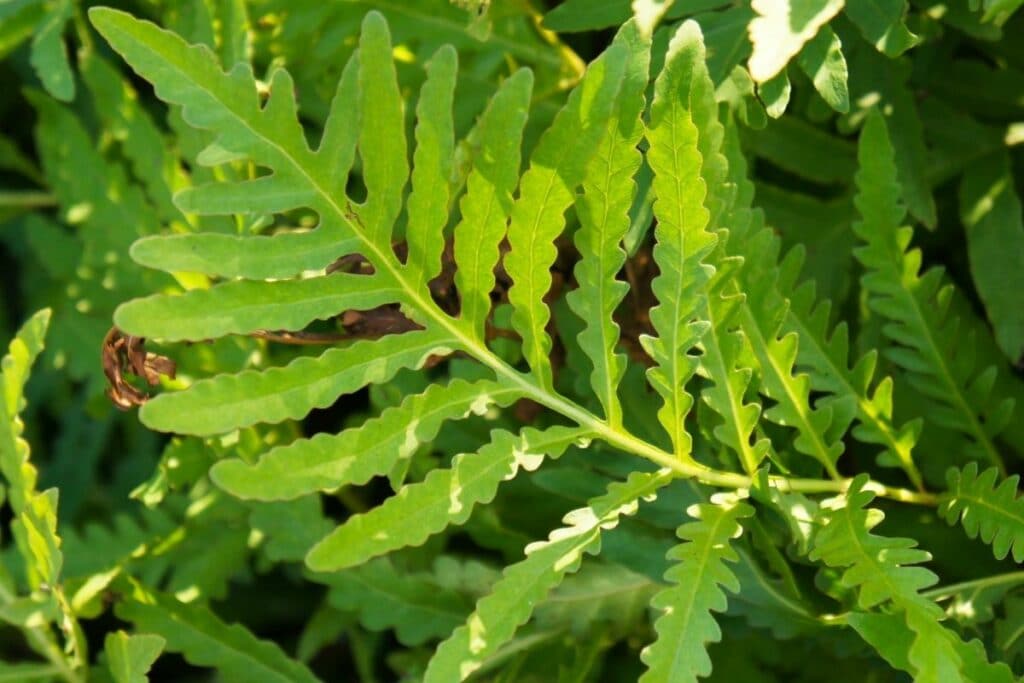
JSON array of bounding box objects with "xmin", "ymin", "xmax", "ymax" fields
[
  {"xmin": 639, "ymin": 495, "xmax": 753, "ymax": 683},
  {"xmin": 785, "ymin": 279, "xmax": 924, "ymax": 488},
  {"xmin": 115, "ymin": 583, "xmax": 320, "ymax": 683},
  {"xmin": 322, "ymin": 557, "xmax": 472, "ymax": 647},
  {"xmin": 140, "ymin": 329, "xmax": 454, "ymax": 435},
  {"xmin": 699, "ymin": 121, "xmax": 769, "ymax": 474},
  {"xmin": 0, "ymin": 309, "xmax": 50, "ymax": 514},
  {"xmin": 810, "ymin": 476, "xmax": 964, "ymax": 682},
  {"xmin": 853, "ymin": 111, "xmax": 1013, "ymax": 474},
  {"xmin": 566, "ymin": 19, "xmax": 649, "ymax": 427},
  {"xmin": 732, "ymin": 190, "xmax": 848, "ymax": 478},
  {"xmin": 305, "ymin": 426, "xmax": 590, "ymax": 572},
  {"xmin": 424, "ymin": 469, "xmax": 673, "ymax": 682},
  {"xmin": 504, "ymin": 39, "xmax": 626, "ymax": 389},
  {"xmin": 640, "ymin": 20, "xmax": 717, "ymax": 458},
  {"xmin": 452, "ymin": 68, "xmax": 532, "ymax": 340},
  {"xmin": 105, "ymin": 631, "xmax": 165, "ymax": 683},
  {"xmin": 942, "ymin": 463, "xmax": 1024, "ymax": 562},
  {"xmin": 211, "ymin": 379, "xmax": 522, "ymax": 501}
]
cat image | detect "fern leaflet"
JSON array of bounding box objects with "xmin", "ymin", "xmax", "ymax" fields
[
  {"xmin": 942, "ymin": 463, "xmax": 1024, "ymax": 562},
  {"xmin": 305, "ymin": 426, "xmax": 590, "ymax": 572},
  {"xmin": 425, "ymin": 469, "xmax": 673, "ymax": 682},
  {"xmin": 640, "ymin": 496, "xmax": 753, "ymax": 682}
]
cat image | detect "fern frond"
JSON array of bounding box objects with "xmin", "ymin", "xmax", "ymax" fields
[
  {"xmin": 305, "ymin": 426, "xmax": 591, "ymax": 572},
  {"xmin": 140, "ymin": 329, "xmax": 454, "ymax": 435},
  {"xmin": 504, "ymin": 40, "xmax": 627, "ymax": 389},
  {"xmin": 639, "ymin": 496, "xmax": 753, "ymax": 683},
  {"xmin": 785, "ymin": 280, "xmax": 924, "ymax": 488},
  {"xmin": 322, "ymin": 557, "xmax": 472, "ymax": 646},
  {"xmin": 0, "ymin": 309, "xmax": 50, "ymax": 515},
  {"xmin": 115, "ymin": 584, "xmax": 320, "ymax": 683},
  {"xmin": 30, "ymin": 0, "xmax": 74, "ymax": 101},
  {"xmin": 406, "ymin": 45, "xmax": 457, "ymax": 288},
  {"xmin": 424, "ymin": 469, "xmax": 673, "ymax": 682},
  {"xmin": 942, "ymin": 463, "xmax": 1024, "ymax": 562},
  {"xmin": 115, "ymin": 274, "xmax": 403, "ymax": 341},
  {"xmin": 210, "ymin": 379, "xmax": 523, "ymax": 500},
  {"xmin": 128, "ymin": 232, "xmax": 363, "ymax": 281},
  {"xmin": 105, "ymin": 631, "xmax": 165, "ymax": 683},
  {"xmin": 810, "ymin": 476, "xmax": 964, "ymax": 682},
  {"xmin": 700, "ymin": 121, "xmax": 769, "ymax": 474},
  {"xmin": 736, "ymin": 211, "xmax": 848, "ymax": 478},
  {"xmin": 452, "ymin": 68, "xmax": 533, "ymax": 339},
  {"xmin": 850, "ymin": 612, "xmax": 1016, "ymax": 683},
  {"xmin": 566, "ymin": 20, "xmax": 649, "ymax": 427},
  {"xmin": 853, "ymin": 111, "xmax": 1011, "ymax": 474},
  {"xmin": 640, "ymin": 20, "xmax": 717, "ymax": 458}
]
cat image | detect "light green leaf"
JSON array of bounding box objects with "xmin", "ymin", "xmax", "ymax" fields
[
  {"xmin": 406, "ymin": 45, "xmax": 457, "ymax": 288},
  {"xmin": 568, "ymin": 20, "xmax": 649, "ymax": 427},
  {"xmin": 640, "ymin": 21, "xmax": 717, "ymax": 457},
  {"xmin": 318, "ymin": 51, "xmax": 360, "ymax": 199},
  {"xmin": 114, "ymin": 274, "xmax": 402, "ymax": 341},
  {"xmin": 357, "ymin": 11, "xmax": 408, "ymax": 245},
  {"xmin": 116, "ymin": 586, "xmax": 320, "ymax": 683},
  {"xmin": 504, "ymin": 42, "xmax": 627, "ymax": 389},
  {"xmin": 747, "ymin": 0, "xmax": 844, "ymax": 82},
  {"xmin": 211, "ymin": 379, "xmax": 522, "ymax": 500},
  {"xmin": 639, "ymin": 497, "xmax": 753, "ymax": 683},
  {"xmin": 759, "ymin": 69, "xmax": 792, "ymax": 118},
  {"xmin": 140, "ymin": 329, "xmax": 455, "ymax": 435},
  {"xmin": 796, "ymin": 26, "xmax": 849, "ymax": 113},
  {"xmin": 0, "ymin": 309, "xmax": 50, "ymax": 515},
  {"xmin": 87, "ymin": 7, "xmax": 364, "ymax": 272},
  {"xmin": 129, "ymin": 232, "xmax": 361, "ymax": 280},
  {"xmin": 305, "ymin": 426, "xmax": 590, "ymax": 572},
  {"xmin": 106, "ymin": 631, "xmax": 166, "ymax": 683},
  {"xmin": 30, "ymin": 0, "xmax": 74, "ymax": 101},
  {"xmin": 453, "ymin": 68, "xmax": 532, "ymax": 339},
  {"xmin": 959, "ymin": 151, "xmax": 1024, "ymax": 364},
  {"xmin": 424, "ymin": 469, "xmax": 673, "ymax": 682}
]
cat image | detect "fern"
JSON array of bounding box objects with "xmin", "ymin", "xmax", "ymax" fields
[
  {"xmin": 211, "ymin": 379, "xmax": 522, "ymax": 500},
  {"xmin": 0, "ymin": 311, "xmax": 86, "ymax": 681},
  {"xmin": 640, "ymin": 496, "xmax": 753, "ymax": 682},
  {"xmin": 810, "ymin": 476, "xmax": 965, "ymax": 682},
  {"xmin": 853, "ymin": 111, "xmax": 1014, "ymax": 474},
  {"xmin": 64, "ymin": 4, "xmax": 1024, "ymax": 679},
  {"xmin": 305, "ymin": 425, "xmax": 589, "ymax": 572},
  {"xmin": 115, "ymin": 583, "xmax": 319, "ymax": 683},
  {"xmin": 565, "ymin": 19, "xmax": 648, "ymax": 427},
  {"xmin": 640, "ymin": 20, "xmax": 717, "ymax": 459},
  {"xmin": 424, "ymin": 469, "xmax": 674, "ymax": 682},
  {"xmin": 105, "ymin": 631, "xmax": 165, "ymax": 683},
  {"xmin": 942, "ymin": 463, "xmax": 1024, "ymax": 562}
]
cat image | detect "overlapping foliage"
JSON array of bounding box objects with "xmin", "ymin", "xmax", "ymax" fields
[{"xmin": 2, "ymin": 0, "xmax": 1024, "ymax": 681}]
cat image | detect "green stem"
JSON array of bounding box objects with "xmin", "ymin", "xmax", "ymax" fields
[
  {"xmin": 923, "ymin": 571, "xmax": 1024, "ymax": 600},
  {"xmin": 0, "ymin": 192, "xmax": 57, "ymax": 209},
  {"xmin": 0, "ymin": 583, "xmax": 83, "ymax": 683}
]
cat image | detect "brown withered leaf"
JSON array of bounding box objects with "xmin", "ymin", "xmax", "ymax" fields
[{"xmin": 102, "ymin": 328, "xmax": 176, "ymax": 410}]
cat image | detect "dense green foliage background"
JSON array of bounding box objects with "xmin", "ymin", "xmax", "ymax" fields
[{"xmin": 1, "ymin": 0, "xmax": 1024, "ymax": 681}]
